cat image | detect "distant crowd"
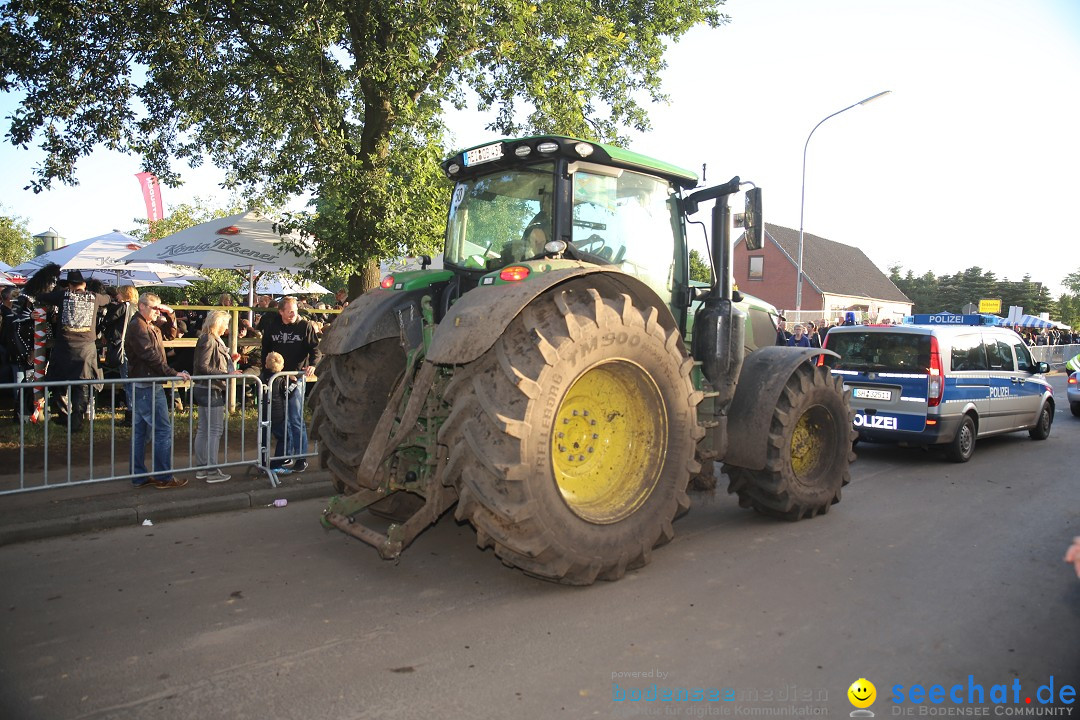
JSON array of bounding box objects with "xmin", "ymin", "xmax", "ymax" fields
[{"xmin": 773, "ymin": 314, "xmax": 1078, "ymax": 349}]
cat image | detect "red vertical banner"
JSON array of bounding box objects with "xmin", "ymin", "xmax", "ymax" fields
[{"xmin": 135, "ymin": 172, "xmax": 163, "ymax": 223}]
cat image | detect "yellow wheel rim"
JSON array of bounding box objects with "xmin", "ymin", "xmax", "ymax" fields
[
  {"xmin": 550, "ymin": 361, "xmax": 666, "ymax": 524},
  {"xmin": 790, "ymin": 405, "xmax": 833, "ymax": 481}
]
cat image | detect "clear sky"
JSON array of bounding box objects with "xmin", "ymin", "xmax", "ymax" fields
[{"xmin": 2, "ymin": 0, "xmax": 1079, "ymax": 295}]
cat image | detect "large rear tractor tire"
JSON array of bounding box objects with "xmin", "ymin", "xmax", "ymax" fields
[
  {"xmin": 723, "ymin": 363, "xmax": 853, "ymax": 520},
  {"xmin": 310, "ymin": 337, "xmax": 423, "ymax": 520},
  {"xmin": 438, "ymin": 286, "xmax": 703, "ymax": 585}
]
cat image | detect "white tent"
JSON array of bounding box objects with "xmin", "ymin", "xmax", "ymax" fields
[
  {"xmin": 84, "ymin": 268, "xmax": 209, "ymax": 287},
  {"xmin": 240, "ymin": 274, "xmax": 329, "ymax": 296}
]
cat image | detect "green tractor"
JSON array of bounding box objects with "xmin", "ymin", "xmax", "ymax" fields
[{"xmin": 311, "ymin": 136, "xmax": 855, "ymax": 585}]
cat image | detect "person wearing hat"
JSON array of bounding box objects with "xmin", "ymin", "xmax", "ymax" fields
[{"xmin": 36, "ymin": 270, "xmax": 110, "ymax": 431}]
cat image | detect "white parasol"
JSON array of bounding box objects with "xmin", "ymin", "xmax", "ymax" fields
[{"xmin": 118, "ymin": 210, "xmax": 315, "ymax": 314}]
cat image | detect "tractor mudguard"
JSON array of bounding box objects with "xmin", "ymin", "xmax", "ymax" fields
[
  {"xmin": 426, "ymin": 264, "xmax": 677, "ymax": 365},
  {"xmin": 723, "ymin": 346, "xmax": 840, "ymax": 471},
  {"xmin": 318, "ymin": 286, "xmax": 431, "ymax": 357}
]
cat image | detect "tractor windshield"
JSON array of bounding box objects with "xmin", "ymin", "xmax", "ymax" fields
[
  {"xmin": 571, "ymin": 168, "xmax": 683, "ymax": 306},
  {"xmin": 444, "ymin": 163, "xmax": 555, "ymax": 271}
]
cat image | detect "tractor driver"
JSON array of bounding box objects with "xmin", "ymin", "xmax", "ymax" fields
[{"xmin": 500, "ymin": 188, "xmax": 552, "ymax": 266}]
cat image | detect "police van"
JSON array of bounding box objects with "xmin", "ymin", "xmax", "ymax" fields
[{"xmin": 822, "ymin": 315, "xmax": 1054, "ymax": 462}]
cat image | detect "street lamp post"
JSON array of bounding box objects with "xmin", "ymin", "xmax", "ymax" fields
[{"xmin": 796, "ymin": 90, "xmax": 891, "ymax": 315}]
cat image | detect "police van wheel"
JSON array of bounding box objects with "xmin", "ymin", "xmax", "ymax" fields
[
  {"xmin": 1028, "ymin": 403, "xmax": 1052, "ymax": 440},
  {"xmin": 946, "ymin": 414, "xmax": 976, "ymax": 463},
  {"xmin": 1071, "ymin": 401, "xmax": 1080, "ymax": 418}
]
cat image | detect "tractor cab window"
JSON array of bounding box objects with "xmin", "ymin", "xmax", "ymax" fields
[
  {"xmin": 571, "ymin": 169, "xmax": 683, "ymax": 304},
  {"xmin": 444, "ymin": 163, "xmax": 555, "ymax": 271}
]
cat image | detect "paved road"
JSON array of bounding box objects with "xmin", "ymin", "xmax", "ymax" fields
[{"xmin": 1, "ymin": 377, "xmax": 1077, "ymax": 719}]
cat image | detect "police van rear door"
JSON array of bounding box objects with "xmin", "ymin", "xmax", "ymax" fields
[{"xmin": 823, "ymin": 329, "xmax": 930, "ymax": 433}]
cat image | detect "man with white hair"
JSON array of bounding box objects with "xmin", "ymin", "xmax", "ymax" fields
[{"xmin": 126, "ymin": 292, "xmax": 189, "ymax": 489}]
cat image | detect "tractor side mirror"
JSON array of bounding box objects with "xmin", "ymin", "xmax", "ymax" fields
[{"xmin": 743, "ymin": 188, "xmax": 763, "ymax": 250}]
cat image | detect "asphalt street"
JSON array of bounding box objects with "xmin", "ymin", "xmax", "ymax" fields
[{"xmin": 0, "ymin": 376, "xmax": 1077, "ymax": 719}]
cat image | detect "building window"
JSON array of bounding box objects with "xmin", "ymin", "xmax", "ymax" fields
[{"xmin": 748, "ymin": 255, "xmax": 764, "ymax": 279}]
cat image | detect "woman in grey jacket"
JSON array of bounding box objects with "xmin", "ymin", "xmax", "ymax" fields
[{"xmin": 193, "ymin": 310, "xmax": 236, "ymax": 482}]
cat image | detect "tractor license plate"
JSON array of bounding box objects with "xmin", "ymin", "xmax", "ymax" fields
[
  {"xmin": 853, "ymin": 387, "xmax": 891, "ymax": 401},
  {"xmin": 463, "ymin": 142, "xmax": 503, "ymax": 167}
]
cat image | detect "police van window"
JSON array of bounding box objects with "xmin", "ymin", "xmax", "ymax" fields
[
  {"xmin": 1012, "ymin": 341, "xmax": 1034, "ymax": 372},
  {"xmin": 950, "ymin": 334, "xmax": 987, "ymax": 372},
  {"xmin": 824, "ymin": 331, "xmax": 930, "ymax": 374},
  {"xmin": 985, "ymin": 337, "xmax": 1015, "ymax": 371}
]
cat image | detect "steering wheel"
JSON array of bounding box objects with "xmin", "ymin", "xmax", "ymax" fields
[{"xmin": 576, "ymin": 234, "xmax": 606, "ymax": 255}]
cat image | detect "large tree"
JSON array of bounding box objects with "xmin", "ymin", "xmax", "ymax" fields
[
  {"xmin": 0, "ymin": 211, "xmax": 35, "ymax": 267},
  {"xmin": 1, "ymin": 0, "xmax": 726, "ymax": 290}
]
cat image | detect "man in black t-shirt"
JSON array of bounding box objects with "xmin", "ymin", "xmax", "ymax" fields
[
  {"xmin": 37, "ymin": 270, "xmax": 110, "ymax": 430},
  {"xmin": 260, "ymin": 296, "xmax": 321, "ymax": 472}
]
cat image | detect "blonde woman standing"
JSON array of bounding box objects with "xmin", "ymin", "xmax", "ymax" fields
[{"xmin": 193, "ymin": 310, "xmax": 236, "ymax": 482}]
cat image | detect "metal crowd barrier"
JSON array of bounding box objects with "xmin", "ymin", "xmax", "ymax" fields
[
  {"xmin": 0, "ymin": 371, "xmax": 316, "ymax": 495},
  {"xmin": 1028, "ymin": 343, "xmax": 1079, "ymax": 370}
]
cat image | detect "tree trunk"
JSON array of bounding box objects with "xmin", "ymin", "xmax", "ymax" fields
[{"xmin": 349, "ymin": 259, "xmax": 382, "ymax": 297}]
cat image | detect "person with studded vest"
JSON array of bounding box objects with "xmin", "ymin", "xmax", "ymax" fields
[{"xmin": 36, "ymin": 270, "xmax": 110, "ymax": 430}]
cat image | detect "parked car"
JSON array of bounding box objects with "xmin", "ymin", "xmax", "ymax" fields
[{"xmin": 823, "ymin": 322, "xmax": 1053, "ymax": 462}]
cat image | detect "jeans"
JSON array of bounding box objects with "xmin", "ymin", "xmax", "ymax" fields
[
  {"xmin": 194, "ymin": 402, "xmax": 226, "ymax": 467},
  {"xmin": 273, "ymin": 378, "xmax": 308, "ymax": 465},
  {"xmin": 130, "ymin": 382, "xmax": 173, "ymax": 484}
]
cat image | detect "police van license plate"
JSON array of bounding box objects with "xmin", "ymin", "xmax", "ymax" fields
[
  {"xmin": 463, "ymin": 142, "xmax": 503, "ymax": 166},
  {"xmin": 853, "ymin": 388, "xmax": 891, "ymax": 401}
]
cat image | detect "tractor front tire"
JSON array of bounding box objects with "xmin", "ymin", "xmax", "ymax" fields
[
  {"xmin": 723, "ymin": 363, "xmax": 853, "ymax": 520},
  {"xmin": 438, "ymin": 286, "xmax": 702, "ymax": 585},
  {"xmin": 310, "ymin": 337, "xmax": 423, "ymax": 520}
]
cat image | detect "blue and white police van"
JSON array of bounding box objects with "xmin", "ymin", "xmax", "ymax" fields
[{"xmin": 822, "ymin": 314, "xmax": 1054, "ymax": 462}]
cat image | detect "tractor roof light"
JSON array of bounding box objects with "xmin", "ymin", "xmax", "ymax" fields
[
  {"xmin": 499, "ymin": 266, "xmax": 530, "ymax": 282},
  {"xmin": 514, "ymin": 145, "xmax": 532, "ymax": 158},
  {"xmin": 447, "ymin": 163, "xmax": 460, "ymax": 175},
  {"xmin": 380, "ymin": 275, "xmax": 395, "ymax": 289},
  {"xmin": 574, "ymin": 142, "xmax": 594, "ymax": 157},
  {"xmin": 537, "ymin": 141, "xmax": 559, "ymax": 154}
]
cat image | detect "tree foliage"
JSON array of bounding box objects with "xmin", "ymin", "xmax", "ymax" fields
[
  {"xmin": 889, "ymin": 264, "xmax": 1063, "ymax": 322},
  {"xmin": 0, "ymin": 210, "xmax": 35, "ymax": 267},
  {"xmin": 688, "ymin": 249, "xmax": 711, "ymax": 284},
  {"xmin": 1, "ymin": 0, "xmax": 727, "ymax": 289}
]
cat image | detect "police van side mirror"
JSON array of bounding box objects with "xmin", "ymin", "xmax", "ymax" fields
[{"xmin": 1035, "ymin": 361, "xmax": 1049, "ymax": 374}]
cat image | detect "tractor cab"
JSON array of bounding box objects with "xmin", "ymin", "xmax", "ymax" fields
[{"xmin": 441, "ymin": 136, "xmax": 698, "ymax": 317}]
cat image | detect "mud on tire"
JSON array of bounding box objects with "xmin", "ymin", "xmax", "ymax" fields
[
  {"xmin": 309, "ymin": 337, "xmax": 423, "ymax": 519},
  {"xmin": 723, "ymin": 363, "xmax": 854, "ymax": 520},
  {"xmin": 438, "ymin": 285, "xmax": 703, "ymax": 585}
]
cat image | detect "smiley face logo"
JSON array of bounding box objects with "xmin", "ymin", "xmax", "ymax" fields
[{"xmin": 848, "ymin": 678, "xmax": 877, "ymax": 709}]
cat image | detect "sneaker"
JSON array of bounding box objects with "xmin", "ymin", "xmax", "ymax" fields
[
  {"xmin": 195, "ymin": 470, "xmax": 208, "ymax": 480},
  {"xmin": 206, "ymin": 470, "xmax": 230, "ymax": 484},
  {"xmin": 155, "ymin": 478, "xmax": 188, "ymax": 490},
  {"xmin": 291, "ymin": 460, "xmax": 308, "ymax": 473}
]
